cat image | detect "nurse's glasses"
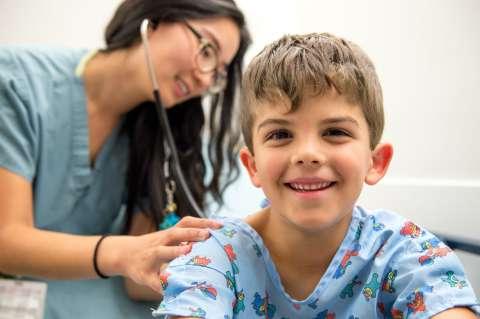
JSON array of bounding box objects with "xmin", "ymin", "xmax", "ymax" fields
[{"xmin": 184, "ymin": 21, "xmax": 228, "ymax": 94}]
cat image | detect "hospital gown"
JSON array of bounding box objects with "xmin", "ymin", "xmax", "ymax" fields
[{"xmin": 153, "ymin": 206, "xmax": 480, "ymax": 318}]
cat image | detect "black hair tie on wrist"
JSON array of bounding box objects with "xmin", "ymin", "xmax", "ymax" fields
[{"xmin": 93, "ymin": 235, "xmax": 110, "ymax": 279}]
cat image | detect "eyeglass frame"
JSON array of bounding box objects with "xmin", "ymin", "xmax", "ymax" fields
[{"xmin": 183, "ymin": 20, "xmax": 228, "ymax": 94}]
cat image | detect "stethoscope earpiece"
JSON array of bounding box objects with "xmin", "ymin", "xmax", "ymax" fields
[{"xmin": 140, "ymin": 19, "xmax": 159, "ymax": 91}]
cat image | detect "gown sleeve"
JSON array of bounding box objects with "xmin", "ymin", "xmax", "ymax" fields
[
  {"xmin": 152, "ymin": 229, "xmax": 237, "ymax": 319},
  {"xmin": 385, "ymin": 231, "xmax": 480, "ymax": 318}
]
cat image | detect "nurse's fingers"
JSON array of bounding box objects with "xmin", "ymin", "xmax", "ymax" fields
[
  {"xmin": 175, "ymin": 216, "xmax": 222, "ymax": 229},
  {"xmin": 143, "ymin": 244, "xmax": 193, "ymax": 293},
  {"xmin": 160, "ymin": 227, "xmax": 210, "ymax": 246},
  {"xmin": 156, "ymin": 242, "xmax": 192, "ymax": 263}
]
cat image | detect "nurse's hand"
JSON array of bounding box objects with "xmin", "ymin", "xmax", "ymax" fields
[{"xmin": 98, "ymin": 216, "xmax": 222, "ymax": 293}]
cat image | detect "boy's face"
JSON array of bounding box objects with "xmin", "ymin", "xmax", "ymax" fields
[{"xmin": 240, "ymin": 90, "xmax": 392, "ymax": 234}]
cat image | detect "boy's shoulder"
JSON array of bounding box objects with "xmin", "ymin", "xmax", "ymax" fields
[
  {"xmin": 348, "ymin": 206, "xmax": 471, "ymax": 290},
  {"xmin": 208, "ymin": 214, "xmax": 264, "ymax": 242},
  {"xmin": 354, "ymin": 205, "xmax": 436, "ymax": 243},
  {"xmin": 353, "ymin": 206, "xmax": 445, "ymax": 261},
  {"xmin": 338, "ymin": 206, "xmax": 471, "ymax": 284},
  {"xmin": 355, "ymin": 205, "xmax": 417, "ymax": 228},
  {"xmin": 211, "ymin": 215, "xmax": 266, "ymax": 260},
  {"xmin": 345, "ymin": 206, "xmax": 480, "ymax": 317},
  {"xmin": 169, "ymin": 215, "xmax": 264, "ymax": 269}
]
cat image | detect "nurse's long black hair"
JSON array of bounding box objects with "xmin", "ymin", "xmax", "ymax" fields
[{"xmin": 102, "ymin": 0, "xmax": 251, "ymax": 231}]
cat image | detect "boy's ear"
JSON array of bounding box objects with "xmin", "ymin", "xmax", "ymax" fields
[
  {"xmin": 365, "ymin": 143, "xmax": 394, "ymax": 185},
  {"xmin": 239, "ymin": 147, "xmax": 262, "ymax": 188}
]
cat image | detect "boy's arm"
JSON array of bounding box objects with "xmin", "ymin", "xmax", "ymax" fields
[
  {"xmin": 431, "ymin": 307, "xmax": 478, "ymax": 318},
  {"xmin": 152, "ymin": 229, "xmax": 236, "ymax": 319},
  {"xmin": 388, "ymin": 233, "xmax": 480, "ymax": 317}
]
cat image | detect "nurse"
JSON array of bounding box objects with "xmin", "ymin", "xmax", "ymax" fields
[{"xmin": 0, "ymin": 0, "xmax": 251, "ymax": 318}]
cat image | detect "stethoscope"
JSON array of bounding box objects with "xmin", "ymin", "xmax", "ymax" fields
[{"xmin": 140, "ymin": 19, "xmax": 207, "ymax": 219}]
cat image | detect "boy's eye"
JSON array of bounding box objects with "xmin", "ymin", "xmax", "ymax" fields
[
  {"xmin": 323, "ymin": 128, "xmax": 351, "ymax": 138},
  {"xmin": 265, "ymin": 129, "xmax": 292, "ymax": 141}
]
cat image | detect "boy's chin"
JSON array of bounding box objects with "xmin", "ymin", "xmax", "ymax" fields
[{"xmin": 287, "ymin": 212, "xmax": 352, "ymax": 234}]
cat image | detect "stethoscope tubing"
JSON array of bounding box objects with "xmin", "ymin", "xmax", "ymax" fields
[{"xmin": 140, "ymin": 19, "xmax": 207, "ymax": 219}]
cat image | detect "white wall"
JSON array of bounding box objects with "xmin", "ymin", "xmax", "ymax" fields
[
  {"xmin": 1, "ymin": 0, "xmax": 479, "ymax": 295},
  {"xmin": 229, "ymin": 0, "xmax": 480, "ymax": 232},
  {"xmin": 0, "ymin": 0, "xmax": 118, "ymax": 48},
  {"xmin": 229, "ymin": 0, "xmax": 480, "ymax": 295},
  {"xmin": 230, "ymin": 0, "xmax": 480, "ymax": 296}
]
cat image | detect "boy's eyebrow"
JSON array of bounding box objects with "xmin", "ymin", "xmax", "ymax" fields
[
  {"xmin": 257, "ymin": 116, "xmax": 360, "ymax": 132},
  {"xmin": 256, "ymin": 118, "xmax": 291, "ymax": 132},
  {"xmin": 321, "ymin": 116, "xmax": 360, "ymax": 127}
]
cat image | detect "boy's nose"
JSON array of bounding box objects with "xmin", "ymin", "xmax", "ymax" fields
[{"xmin": 290, "ymin": 142, "xmax": 326, "ymax": 167}]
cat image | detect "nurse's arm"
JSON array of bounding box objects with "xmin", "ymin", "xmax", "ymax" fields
[
  {"xmin": 0, "ymin": 167, "xmax": 114, "ymax": 279},
  {"xmin": 124, "ymin": 212, "xmax": 164, "ymax": 301},
  {"xmin": 0, "ymin": 167, "xmax": 219, "ymax": 292}
]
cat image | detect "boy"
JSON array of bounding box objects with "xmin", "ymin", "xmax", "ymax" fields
[{"xmin": 153, "ymin": 33, "xmax": 480, "ymax": 318}]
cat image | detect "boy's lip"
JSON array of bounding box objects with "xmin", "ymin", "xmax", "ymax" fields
[
  {"xmin": 284, "ymin": 177, "xmax": 336, "ymax": 193},
  {"xmin": 285, "ymin": 177, "xmax": 335, "ymax": 184}
]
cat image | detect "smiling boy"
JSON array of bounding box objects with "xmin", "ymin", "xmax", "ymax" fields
[{"xmin": 153, "ymin": 33, "xmax": 479, "ymax": 319}]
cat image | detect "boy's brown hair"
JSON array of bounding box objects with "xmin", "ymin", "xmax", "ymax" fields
[{"xmin": 241, "ymin": 33, "xmax": 384, "ymax": 151}]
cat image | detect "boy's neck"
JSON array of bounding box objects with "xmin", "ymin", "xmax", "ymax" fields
[{"xmin": 246, "ymin": 208, "xmax": 352, "ymax": 300}]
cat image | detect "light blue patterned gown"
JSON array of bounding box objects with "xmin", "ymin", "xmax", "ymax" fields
[{"xmin": 154, "ymin": 206, "xmax": 480, "ymax": 319}]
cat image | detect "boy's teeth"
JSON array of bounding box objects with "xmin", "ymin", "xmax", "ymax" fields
[{"xmin": 289, "ymin": 182, "xmax": 332, "ymax": 191}]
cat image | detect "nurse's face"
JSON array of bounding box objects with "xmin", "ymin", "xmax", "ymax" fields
[{"xmin": 147, "ymin": 16, "xmax": 241, "ymax": 108}]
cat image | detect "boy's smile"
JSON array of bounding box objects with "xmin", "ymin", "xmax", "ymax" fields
[{"xmin": 241, "ymin": 90, "xmax": 392, "ymax": 235}]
